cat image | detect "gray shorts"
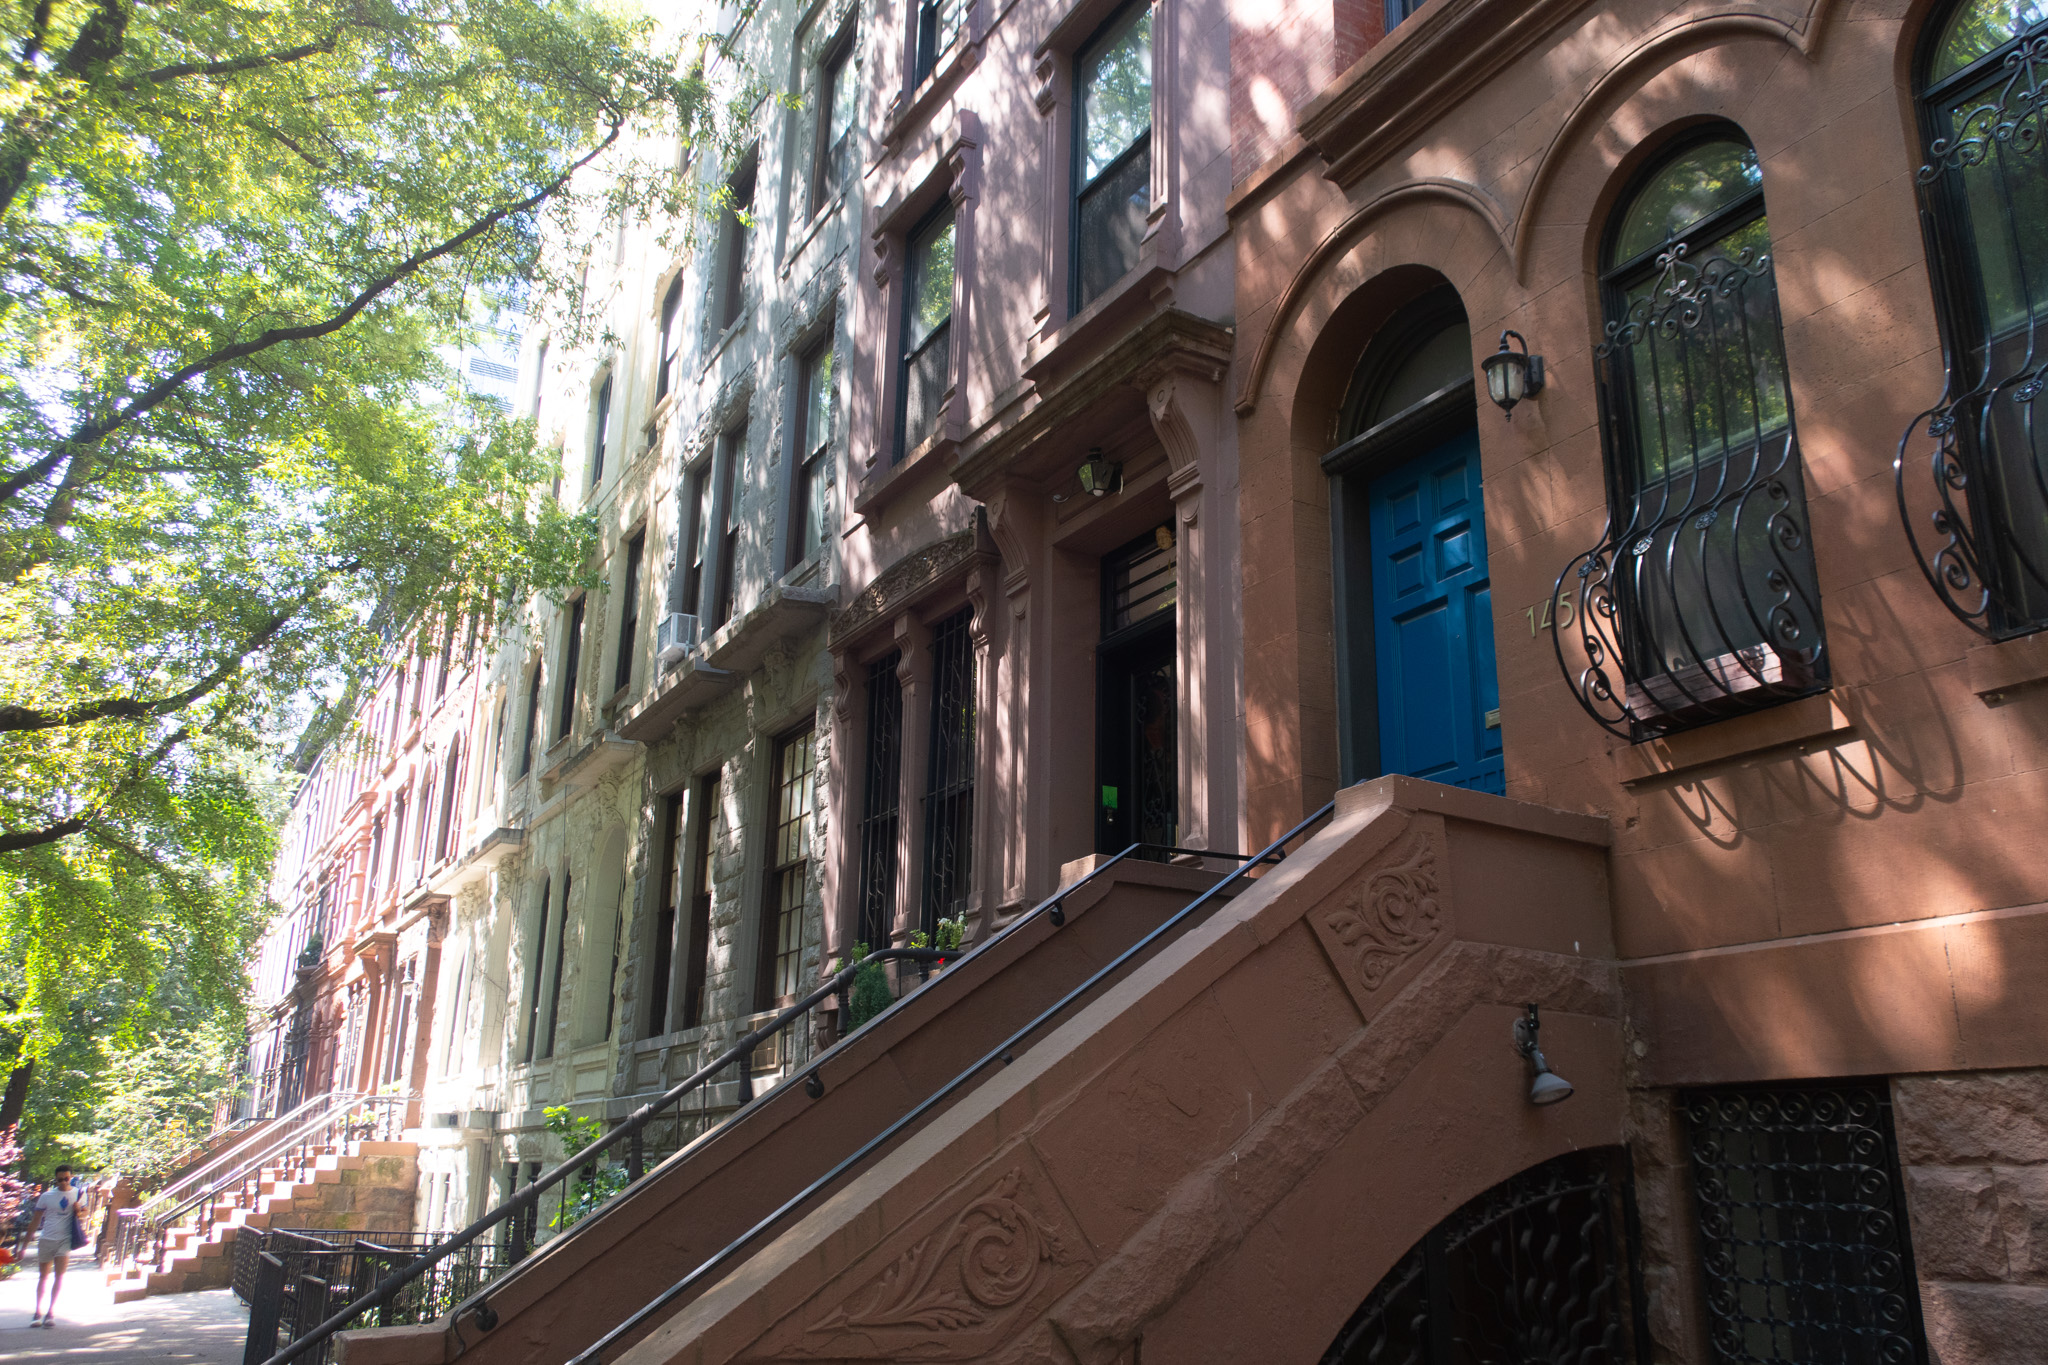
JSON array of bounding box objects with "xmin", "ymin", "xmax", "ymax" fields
[{"xmin": 36, "ymin": 1236, "xmax": 68, "ymax": 1265}]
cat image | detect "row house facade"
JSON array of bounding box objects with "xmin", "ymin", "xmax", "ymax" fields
[
  {"xmin": 247, "ymin": 0, "xmax": 870, "ymax": 1241},
  {"xmin": 246, "ymin": 0, "xmax": 2048, "ymax": 1360}
]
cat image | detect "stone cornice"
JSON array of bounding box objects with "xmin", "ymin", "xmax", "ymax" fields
[
  {"xmin": 1296, "ymin": 0, "xmax": 1596, "ymax": 190},
  {"xmin": 952, "ymin": 309, "xmax": 1232, "ymax": 502},
  {"xmin": 829, "ymin": 527, "xmax": 997, "ymax": 652}
]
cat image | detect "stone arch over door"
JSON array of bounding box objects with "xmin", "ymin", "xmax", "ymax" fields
[{"xmin": 1237, "ymin": 201, "xmax": 1517, "ymax": 843}]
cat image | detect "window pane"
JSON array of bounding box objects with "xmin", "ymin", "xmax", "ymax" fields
[
  {"xmin": 1611, "ymin": 139, "xmax": 1761, "ymax": 265},
  {"xmin": 1077, "ymin": 139, "xmax": 1150, "ymax": 309},
  {"xmin": 1080, "ymin": 7, "xmax": 1152, "ymax": 183},
  {"xmin": 1934, "ymin": 0, "xmax": 2048, "ymax": 79},
  {"xmin": 908, "ymin": 214, "xmax": 955, "ymax": 348},
  {"xmin": 902, "ymin": 320, "xmax": 950, "ymax": 453},
  {"xmin": 827, "ymin": 51, "xmax": 856, "ymax": 157},
  {"xmin": 806, "ymin": 343, "xmax": 835, "ymax": 455},
  {"xmin": 803, "ymin": 454, "xmax": 829, "ymax": 562}
]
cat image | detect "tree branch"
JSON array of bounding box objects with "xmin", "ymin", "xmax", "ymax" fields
[
  {"xmin": 0, "ymin": 587, "xmax": 316, "ymax": 733},
  {"xmin": 0, "ymin": 724, "xmax": 190, "ymax": 853},
  {"xmin": 0, "ymin": 117, "xmax": 628, "ymax": 511},
  {"xmin": 116, "ymin": 35, "xmax": 341, "ymax": 90}
]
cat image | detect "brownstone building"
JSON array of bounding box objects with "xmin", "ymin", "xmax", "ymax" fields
[{"xmin": 294, "ymin": 2, "xmax": 2048, "ymax": 1364}]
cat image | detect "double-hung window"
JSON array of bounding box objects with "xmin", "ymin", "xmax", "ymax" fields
[
  {"xmin": 655, "ymin": 276, "xmax": 683, "ymax": 402},
  {"xmin": 716, "ymin": 159, "xmax": 757, "ymax": 334},
  {"xmin": 790, "ymin": 339, "xmax": 836, "ymax": 570},
  {"xmin": 1903, "ymin": 0, "xmax": 2048, "ymax": 636},
  {"xmin": 1554, "ymin": 133, "xmax": 1827, "ymax": 739},
  {"xmin": 856, "ymin": 652, "xmax": 904, "ymax": 949},
  {"xmin": 680, "ymin": 462, "xmax": 712, "ymax": 619},
  {"xmin": 518, "ymin": 659, "xmax": 543, "ymax": 776},
  {"xmin": 758, "ymin": 723, "xmax": 817, "ymax": 1008},
  {"xmin": 614, "ymin": 530, "xmax": 644, "ymax": 692},
  {"xmin": 921, "ymin": 609, "xmax": 976, "ymax": 935},
  {"xmin": 590, "ymin": 375, "xmax": 612, "ymax": 488},
  {"xmin": 1072, "ymin": 4, "xmax": 1153, "ymax": 313},
  {"xmin": 897, "ymin": 206, "xmax": 956, "ymax": 460},
  {"xmin": 912, "ymin": 0, "xmax": 965, "ymax": 86},
  {"xmin": 810, "ymin": 33, "xmax": 858, "ymax": 217},
  {"xmin": 556, "ymin": 597, "xmax": 585, "ymax": 742},
  {"xmin": 711, "ymin": 424, "xmax": 744, "ymax": 628}
]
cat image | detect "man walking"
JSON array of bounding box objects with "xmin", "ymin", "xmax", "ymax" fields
[{"xmin": 30, "ymin": 1165, "xmax": 78, "ymax": 1327}]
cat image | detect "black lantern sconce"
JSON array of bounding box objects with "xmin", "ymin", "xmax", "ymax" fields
[
  {"xmin": 1512, "ymin": 1003, "xmax": 1574, "ymax": 1106},
  {"xmin": 1077, "ymin": 446, "xmax": 1123, "ymax": 498},
  {"xmin": 1481, "ymin": 329, "xmax": 1545, "ymax": 418}
]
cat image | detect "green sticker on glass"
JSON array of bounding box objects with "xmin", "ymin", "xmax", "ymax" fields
[{"xmin": 1101, "ymin": 785, "xmax": 1119, "ymax": 810}]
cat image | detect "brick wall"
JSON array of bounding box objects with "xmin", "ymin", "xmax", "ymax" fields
[
  {"xmin": 1894, "ymin": 1070, "xmax": 2048, "ymax": 1364},
  {"xmin": 1232, "ymin": 1, "xmax": 1382, "ymax": 180}
]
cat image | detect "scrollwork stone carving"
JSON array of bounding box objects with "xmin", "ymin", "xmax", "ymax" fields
[{"xmin": 1309, "ymin": 827, "xmax": 1450, "ymax": 1017}]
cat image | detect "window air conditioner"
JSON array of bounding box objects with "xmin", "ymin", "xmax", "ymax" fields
[{"xmin": 656, "ymin": 613, "xmax": 700, "ymax": 667}]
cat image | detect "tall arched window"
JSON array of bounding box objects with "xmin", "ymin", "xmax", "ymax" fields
[
  {"xmin": 1555, "ymin": 131, "xmax": 1827, "ymax": 740},
  {"xmin": 1901, "ymin": 0, "xmax": 2048, "ymax": 636}
]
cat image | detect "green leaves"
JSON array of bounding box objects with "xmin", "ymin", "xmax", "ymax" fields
[{"xmin": 0, "ymin": 0, "xmax": 748, "ymax": 1066}]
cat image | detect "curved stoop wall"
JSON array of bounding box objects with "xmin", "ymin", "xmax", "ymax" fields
[
  {"xmin": 338, "ymin": 859, "xmax": 1237, "ymax": 1365},
  {"xmin": 613, "ymin": 775, "xmax": 1623, "ymax": 1365}
]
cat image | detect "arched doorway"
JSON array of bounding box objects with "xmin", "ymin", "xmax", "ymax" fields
[
  {"xmin": 1320, "ymin": 1148, "xmax": 1647, "ymax": 1364},
  {"xmin": 1327, "ymin": 285, "xmax": 1502, "ymax": 793}
]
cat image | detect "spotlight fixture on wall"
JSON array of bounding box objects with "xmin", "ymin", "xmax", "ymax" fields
[
  {"xmin": 1512, "ymin": 1003, "xmax": 1574, "ymax": 1105},
  {"xmin": 1077, "ymin": 447, "xmax": 1123, "ymax": 497},
  {"xmin": 1481, "ymin": 329, "xmax": 1545, "ymax": 418}
]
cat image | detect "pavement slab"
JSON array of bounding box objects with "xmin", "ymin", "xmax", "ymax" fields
[{"xmin": 0, "ymin": 1247, "xmax": 250, "ymax": 1365}]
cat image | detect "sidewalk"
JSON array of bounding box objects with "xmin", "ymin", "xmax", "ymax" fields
[{"xmin": 0, "ymin": 1246, "xmax": 250, "ymax": 1365}]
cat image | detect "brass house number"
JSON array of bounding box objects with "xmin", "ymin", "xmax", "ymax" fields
[{"xmin": 1523, "ymin": 595, "xmax": 1576, "ymax": 636}]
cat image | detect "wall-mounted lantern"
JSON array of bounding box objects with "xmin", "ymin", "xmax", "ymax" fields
[
  {"xmin": 1481, "ymin": 330, "xmax": 1545, "ymax": 418},
  {"xmin": 1077, "ymin": 447, "xmax": 1123, "ymax": 497},
  {"xmin": 1512, "ymin": 1003, "xmax": 1574, "ymax": 1106}
]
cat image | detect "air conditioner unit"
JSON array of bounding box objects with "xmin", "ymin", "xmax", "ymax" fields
[{"xmin": 655, "ymin": 613, "xmax": 700, "ymax": 667}]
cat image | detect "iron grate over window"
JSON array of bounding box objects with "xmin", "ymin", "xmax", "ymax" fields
[
  {"xmin": 1555, "ymin": 136, "xmax": 1828, "ymax": 742},
  {"xmin": 856, "ymin": 652, "xmax": 903, "ymax": 949},
  {"xmin": 1680, "ymin": 1082, "xmax": 1930, "ymax": 1365},
  {"xmin": 1320, "ymin": 1146, "xmax": 1646, "ymax": 1364},
  {"xmin": 1899, "ymin": 2, "xmax": 2048, "ymax": 639},
  {"xmin": 921, "ymin": 610, "xmax": 976, "ymax": 936},
  {"xmin": 1103, "ymin": 525, "xmax": 1178, "ymax": 635}
]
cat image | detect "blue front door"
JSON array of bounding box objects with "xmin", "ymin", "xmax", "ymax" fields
[{"xmin": 1367, "ymin": 427, "xmax": 1503, "ymax": 793}]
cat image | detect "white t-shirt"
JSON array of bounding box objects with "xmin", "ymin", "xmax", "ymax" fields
[{"xmin": 35, "ymin": 1188, "xmax": 75, "ymax": 1241}]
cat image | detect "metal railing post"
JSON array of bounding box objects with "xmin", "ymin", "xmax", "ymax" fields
[{"xmin": 243, "ymin": 1252, "xmax": 287, "ymax": 1365}]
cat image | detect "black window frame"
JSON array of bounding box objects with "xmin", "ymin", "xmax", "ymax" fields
[
  {"xmin": 1069, "ymin": 1, "xmax": 1153, "ymax": 315},
  {"xmin": 556, "ymin": 596, "xmax": 585, "ymax": 743},
  {"xmin": 716, "ymin": 155, "xmax": 758, "ymax": 335},
  {"xmin": 1553, "ymin": 127, "xmax": 1829, "ymax": 742},
  {"xmin": 1902, "ymin": 1, "xmax": 2048, "ymax": 638},
  {"xmin": 756, "ymin": 720, "xmax": 818, "ymax": 1010},
  {"xmin": 614, "ymin": 530, "xmax": 644, "ymax": 693},
  {"xmin": 920, "ymin": 608, "xmax": 976, "ymax": 937},
  {"xmin": 590, "ymin": 374, "xmax": 613, "ymax": 488},
  {"xmin": 711, "ymin": 422, "xmax": 745, "ymax": 628},
  {"xmin": 809, "ymin": 24, "xmax": 858, "ymax": 219},
  {"xmin": 855, "ymin": 651, "xmax": 904, "ymax": 950},
  {"xmin": 895, "ymin": 201, "xmax": 956, "ymax": 463},
  {"xmin": 655, "ymin": 275, "xmax": 683, "ymax": 401},
  {"xmin": 520, "ymin": 876, "xmax": 551, "ymax": 1065},
  {"xmin": 912, "ymin": 0, "xmax": 963, "ymax": 86},
  {"xmin": 681, "ymin": 461, "xmax": 712, "ymax": 619},
  {"xmin": 645, "ymin": 791, "xmax": 683, "ymax": 1038},
  {"xmin": 518, "ymin": 658, "xmax": 543, "ymax": 777},
  {"xmin": 789, "ymin": 333, "xmax": 836, "ymax": 571}
]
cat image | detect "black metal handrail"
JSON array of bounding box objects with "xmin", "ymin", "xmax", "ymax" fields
[
  {"xmin": 261, "ymin": 836, "xmax": 1255, "ymax": 1365},
  {"xmin": 567, "ymin": 806, "xmax": 1335, "ymax": 1365}
]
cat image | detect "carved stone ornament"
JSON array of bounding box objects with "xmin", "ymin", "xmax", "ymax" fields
[
  {"xmin": 805, "ymin": 1167, "xmax": 1074, "ymax": 1350},
  {"xmin": 829, "ymin": 530, "xmax": 984, "ymax": 649},
  {"xmin": 1310, "ymin": 827, "xmax": 1450, "ymax": 1018}
]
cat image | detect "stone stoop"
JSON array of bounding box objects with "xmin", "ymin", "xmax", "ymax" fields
[{"xmin": 109, "ymin": 1140, "xmax": 419, "ymax": 1303}]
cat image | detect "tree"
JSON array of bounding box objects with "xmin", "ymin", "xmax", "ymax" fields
[{"xmin": 0, "ymin": 0, "xmax": 750, "ymax": 1052}]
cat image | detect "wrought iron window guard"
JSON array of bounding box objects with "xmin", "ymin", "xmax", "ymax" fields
[
  {"xmin": 257, "ymin": 816, "xmax": 1331, "ymax": 1365},
  {"xmin": 1680, "ymin": 1082, "xmax": 1929, "ymax": 1364},
  {"xmin": 1555, "ymin": 244, "xmax": 1829, "ymax": 741},
  {"xmin": 1899, "ymin": 19, "xmax": 2048, "ymax": 639}
]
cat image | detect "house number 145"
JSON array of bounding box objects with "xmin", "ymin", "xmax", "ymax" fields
[{"xmin": 1524, "ymin": 596, "xmax": 1576, "ymax": 635}]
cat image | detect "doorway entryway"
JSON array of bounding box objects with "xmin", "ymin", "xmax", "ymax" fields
[
  {"xmin": 1328, "ymin": 286, "xmax": 1504, "ymax": 796},
  {"xmin": 1098, "ymin": 526, "xmax": 1178, "ymax": 854}
]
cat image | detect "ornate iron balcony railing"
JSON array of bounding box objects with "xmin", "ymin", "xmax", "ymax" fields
[
  {"xmin": 1900, "ymin": 19, "xmax": 2048, "ymax": 639},
  {"xmin": 1555, "ymin": 244, "xmax": 1829, "ymax": 741}
]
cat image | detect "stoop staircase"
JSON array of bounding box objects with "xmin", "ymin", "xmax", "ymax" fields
[
  {"xmin": 107, "ymin": 1092, "xmax": 415, "ymax": 1302},
  {"xmin": 260, "ymin": 841, "xmax": 1267, "ymax": 1365}
]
